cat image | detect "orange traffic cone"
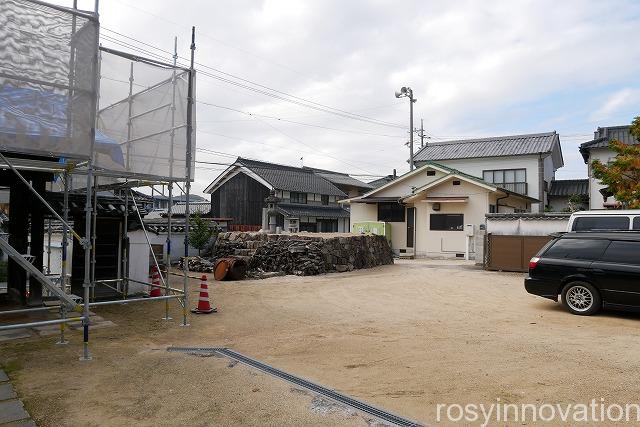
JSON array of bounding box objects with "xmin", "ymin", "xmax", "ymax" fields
[
  {"xmin": 149, "ymin": 266, "xmax": 162, "ymax": 297},
  {"xmin": 191, "ymin": 275, "xmax": 216, "ymax": 314}
]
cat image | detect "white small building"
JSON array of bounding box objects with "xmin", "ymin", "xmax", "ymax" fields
[
  {"xmin": 344, "ymin": 162, "xmax": 538, "ymax": 258},
  {"xmin": 579, "ymin": 125, "xmax": 639, "ymax": 210},
  {"xmin": 127, "ymin": 219, "xmax": 205, "ymax": 291}
]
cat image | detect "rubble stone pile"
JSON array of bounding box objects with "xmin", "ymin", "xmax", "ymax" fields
[
  {"xmin": 250, "ymin": 239, "xmax": 327, "ymax": 276},
  {"xmin": 186, "ymin": 232, "xmax": 394, "ymax": 277}
]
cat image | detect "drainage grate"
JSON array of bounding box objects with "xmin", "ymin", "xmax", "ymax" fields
[{"xmin": 167, "ymin": 346, "xmax": 425, "ymax": 427}]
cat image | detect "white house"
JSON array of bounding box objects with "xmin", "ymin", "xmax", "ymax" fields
[
  {"xmin": 344, "ymin": 162, "xmax": 538, "ymax": 258},
  {"xmin": 579, "ymin": 125, "xmax": 639, "ymax": 210},
  {"xmin": 412, "ymin": 132, "xmax": 564, "ymax": 212}
]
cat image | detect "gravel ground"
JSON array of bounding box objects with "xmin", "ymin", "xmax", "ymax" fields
[{"xmin": 2, "ymin": 259, "xmax": 640, "ymax": 426}]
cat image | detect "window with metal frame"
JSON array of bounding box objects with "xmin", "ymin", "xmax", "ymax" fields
[
  {"xmin": 430, "ymin": 214, "xmax": 464, "ymax": 231},
  {"xmin": 483, "ymin": 169, "xmax": 527, "ymax": 194},
  {"xmin": 321, "ymin": 195, "xmax": 329, "ymax": 205},
  {"xmin": 377, "ymin": 202, "xmax": 405, "ymax": 222}
]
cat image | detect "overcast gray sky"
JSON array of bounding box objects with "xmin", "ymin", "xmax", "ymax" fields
[{"xmin": 66, "ymin": 0, "xmax": 640, "ymax": 195}]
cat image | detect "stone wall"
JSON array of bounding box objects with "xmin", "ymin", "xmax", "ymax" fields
[{"xmin": 206, "ymin": 232, "xmax": 394, "ymax": 276}]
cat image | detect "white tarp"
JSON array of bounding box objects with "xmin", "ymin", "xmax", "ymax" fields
[{"xmin": 0, "ymin": 0, "xmax": 98, "ymax": 159}]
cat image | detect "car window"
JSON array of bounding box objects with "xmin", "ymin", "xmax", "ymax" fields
[
  {"xmin": 544, "ymin": 239, "xmax": 610, "ymax": 260},
  {"xmin": 572, "ymin": 216, "xmax": 630, "ymax": 231},
  {"xmin": 599, "ymin": 241, "xmax": 640, "ymax": 265},
  {"xmin": 634, "ymin": 217, "xmax": 640, "ymax": 230}
]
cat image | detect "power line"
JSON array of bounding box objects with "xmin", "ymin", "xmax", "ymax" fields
[
  {"xmin": 196, "ymin": 101, "xmax": 404, "ymax": 139},
  {"xmin": 100, "ymin": 30, "xmax": 598, "ymax": 145},
  {"xmin": 250, "ymin": 116, "xmax": 375, "ymax": 175},
  {"xmin": 100, "ymin": 28, "xmax": 407, "ymax": 130},
  {"xmin": 192, "ymin": 158, "xmax": 387, "ymax": 178},
  {"xmin": 99, "ymin": 61, "xmax": 393, "ymax": 173}
]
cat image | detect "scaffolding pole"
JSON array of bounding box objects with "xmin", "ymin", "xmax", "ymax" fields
[
  {"xmin": 80, "ymin": 0, "xmax": 101, "ymax": 361},
  {"xmin": 163, "ymin": 36, "xmax": 179, "ymax": 321},
  {"xmin": 123, "ymin": 184, "xmax": 129, "ymax": 298},
  {"xmin": 181, "ymin": 27, "xmax": 195, "ymax": 327},
  {"xmin": 91, "ymin": 175, "xmax": 98, "ymax": 301},
  {"xmin": 46, "ymin": 218, "xmax": 52, "ymax": 275},
  {"xmin": 61, "ymin": 170, "xmax": 69, "ymax": 293},
  {"xmin": 0, "ymin": 317, "xmax": 84, "ymax": 332}
]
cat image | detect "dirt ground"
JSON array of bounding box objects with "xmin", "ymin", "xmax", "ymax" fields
[{"xmin": 2, "ymin": 259, "xmax": 640, "ymax": 426}]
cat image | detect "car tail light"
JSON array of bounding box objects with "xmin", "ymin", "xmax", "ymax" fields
[{"xmin": 529, "ymin": 257, "xmax": 540, "ymax": 270}]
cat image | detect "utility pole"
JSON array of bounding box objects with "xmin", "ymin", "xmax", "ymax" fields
[
  {"xmin": 420, "ymin": 118, "xmax": 425, "ymax": 148},
  {"xmin": 395, "ymin": 87, "xmax": 417, "ymax": 170},
  {"xmin": 409, "ymin": 94, "xmax": 414, "ymax": 170}
]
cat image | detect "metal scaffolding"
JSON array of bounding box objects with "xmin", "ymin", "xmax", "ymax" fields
[{"xmin": 0, "ymin": 0, "xmax": 197, "ymax": 360}]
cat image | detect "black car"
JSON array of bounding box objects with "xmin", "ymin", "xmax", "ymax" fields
[{"xmin": 525, "ymin": 232, "xmax": 640, "ymax": 315}]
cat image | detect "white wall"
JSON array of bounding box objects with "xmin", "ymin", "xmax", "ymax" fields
[
  {"xmin": 487, "ymin": 217, "xmax": 569, "ymax": 235},
  {"xmin": 587, "ymin": 147, "xmax": 616, "ymax": 209},
  {"xmin": 350, "ymin": 202, "xmax": 377, "ymax": 222},
  {"xmin": 128, "ymin": 229, "xmax": 198, "ymax": 294},
  {"xmin": 420, "ymin": 155, "xmax": 545, "ymax": 211},
  {"xmin": 414, "ymin": 180, "xmax": 489, "ymax": 257},
  {"xmin": 543, "ymin": 155, "xmax": 555, "ymax": 207},
  {"xmin": 374, "ymin": 168, "xmax": 446, "ymax": 197}
]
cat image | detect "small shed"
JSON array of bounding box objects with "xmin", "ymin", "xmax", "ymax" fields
[{"xmin": 127, "ymin": 217, "xmax": 225, "ymax": 289}]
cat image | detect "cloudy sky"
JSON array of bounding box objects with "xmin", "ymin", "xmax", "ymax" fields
[{"xmin": 66, "ymin": 0, "xmax": 640, "ymax": 195}]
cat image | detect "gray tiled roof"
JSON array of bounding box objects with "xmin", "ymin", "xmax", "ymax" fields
[
  {"xmin": 413, "ymin": 132, "xmax": 560, "ymax": 162},
  {"xmin": 579, "ymin": 125, "xmax": 639, "ymax": 162},
  {"xmin": 237, "ymin": 158, "xmax": 347, "ymax": 197},
  {"xmin": 548, "ymin": 179, "xmax": 589, "ymax": 197},
  {"xmin": 367, "ymin": 175, "xmax": 396, "ymax": 189},
  {"xmin": 304, "ymin": 168, "xmax": 373, "ymax": 189},
  {"xmin": 276, "ymin": 203, "xmax": 350, "ymax": 219}
]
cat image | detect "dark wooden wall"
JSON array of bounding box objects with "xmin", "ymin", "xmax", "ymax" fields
[
  {"xmin": 211, "ymin": 173, "xmax": 269, "ymax": 226},
  {"xmin": 71, "ymin": 217, "xmax": 122, "ymax": 299}
]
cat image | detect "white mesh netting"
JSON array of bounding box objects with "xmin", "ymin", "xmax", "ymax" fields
[
  {"xmin": 96, "ymin": 49, "xmax": 194, "ymax": 181},
  {"xmin": 0, "ymin": 0, "xmax": 98, "ymax": 160}
]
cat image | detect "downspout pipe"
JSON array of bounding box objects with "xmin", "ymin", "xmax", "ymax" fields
[{"xmin": 496, "ymin": 194, "xmax": 509, "ymax": 213}]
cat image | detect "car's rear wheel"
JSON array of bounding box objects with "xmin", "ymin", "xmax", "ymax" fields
[{"xmin": 561, "ymin": 281, "xmax": 601, "ymax": 315}]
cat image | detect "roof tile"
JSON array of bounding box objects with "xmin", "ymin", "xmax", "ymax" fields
[
  {"xmin": 238, "ymin": 158, "xmax": 347, "ymax": 196},
  {"xmin": 413, "ymin": 132, "xmax": 560, "ymax": 162}
]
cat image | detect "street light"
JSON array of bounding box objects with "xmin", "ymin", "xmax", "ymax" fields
[{"xmin": 395, "ymin": 86, "xmax": 417, "ymax": 171}]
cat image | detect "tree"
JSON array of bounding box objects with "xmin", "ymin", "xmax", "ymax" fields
[
  {"xmin": 564, "ymin": 194, "xmax": 587, "ymax": 213},
  {"xmin": 592, "ymin": 116, "xmax": 640, "ymax": 209},
  {"xmin": 188, "ymin": 212, "xmax": 213, "ymax": 255}
]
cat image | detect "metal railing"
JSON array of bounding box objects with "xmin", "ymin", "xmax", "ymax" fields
[{"xmin": 500, "ymin": 182, "xmax": 528, "ymax": 195}]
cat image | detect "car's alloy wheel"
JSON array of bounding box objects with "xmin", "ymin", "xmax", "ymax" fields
[
  {"xmin": 566, "ymin": 285, "xmax": 593, "ymax": 312},
  {"xmin": 561, "ymin": 281, "xmax": 601, "ymax": 315}
]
